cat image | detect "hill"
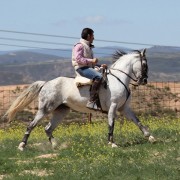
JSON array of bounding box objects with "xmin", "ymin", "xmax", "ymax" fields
[
  {"xmin": 0, "ymin": 51, "xmax": 64, "ymax": 65},
  {"xmin": 146, "ymin": 46, "xmax": 180, "ymax": 81},
  {"xmin": 0, "ymin": 46, "xmax": 179, "ymax": 85}
]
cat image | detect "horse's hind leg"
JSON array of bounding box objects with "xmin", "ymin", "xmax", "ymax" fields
[
  {"xmin": 18, "ymin": 109, "xmax": 46, "ymax": 151},
  {"xmin": 45, "ymin": 105, "xmax": 70, "ymax": 148}
]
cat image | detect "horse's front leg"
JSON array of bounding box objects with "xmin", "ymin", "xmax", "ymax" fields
[
  {"xmin": 108, "ymin": 102, "xmax": 118, "ymax": 147},
  {"xmin": 122, "ymin": 106, "xmax": 156, "ymax": 143}
]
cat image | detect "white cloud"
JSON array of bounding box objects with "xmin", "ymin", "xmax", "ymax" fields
[
  {"xmin": 77, "ymin": 16, "xmax": 131, "ymax": 26},
  {"xmin": 79, "ymin": 16, "xmax": 105, "ymax": 24},
  {"xmin": 53, "ymin": 20, "xmax": 68, "ymax": 26}
]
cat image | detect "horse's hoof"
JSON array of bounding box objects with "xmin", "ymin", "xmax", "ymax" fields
[
  {"xmin": 108, "ymin": 142, "xmax": 118, "ymax": 148},
  {"xmin": 51, "ymin": 138, "xmax": 58, "ymax": 149},
  {"xmin": 18, "ymin": 142, "xmax": 26, "ymax": 151},
  {"xmin": 112, "ymin": 143, "xmax": 118, "ymax": 148},
  {"xmin": 148, "ymin": 135, "xmax": 156, "ymax": 143}
]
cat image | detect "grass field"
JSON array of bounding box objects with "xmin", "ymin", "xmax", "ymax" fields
[{"xmin": 0, "ymin": 116, "xmax": 179, "ymax": 180}]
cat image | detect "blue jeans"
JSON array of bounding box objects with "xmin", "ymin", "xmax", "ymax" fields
[{"xmin": 76, "ymin": 66, "xmax": 102, "ymax": 81}]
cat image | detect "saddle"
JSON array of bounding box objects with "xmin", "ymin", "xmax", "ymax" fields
[
  {"xmin": 74, "ymin": 73, "xmax": 92, "ymax": 87},
  {"xmin": 74, "ymin": 66, "xmax": 108, "ymax": 87}
]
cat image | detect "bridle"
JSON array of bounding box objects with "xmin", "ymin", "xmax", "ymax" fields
[
  {"xmin": 109, "ymin": 51, "xmax": 148, "ymax": 85},
  {"xmin": 105, "ymin": 51, "xmax": 148, "ymax": 104}
]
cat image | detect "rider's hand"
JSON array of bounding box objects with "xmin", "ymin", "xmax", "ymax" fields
[
  {"xmin": 92, "ymin": 58, "xmax": 98, "ymax": 64},
  {"xmin": 101, "ymin": 64, "xmax": 107, "ymax": 69}
]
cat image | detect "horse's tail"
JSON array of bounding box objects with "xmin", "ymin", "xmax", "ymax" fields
[{"xmin": 4, "ymin": 81, "xmax": 46, "ymax": 122}]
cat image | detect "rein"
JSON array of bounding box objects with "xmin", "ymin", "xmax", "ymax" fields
[
  {"xmin": 110, "ymin": 68, "xmax": 138, "ymax": 82},
  {"xmin": 108, "ymin": 69, "xmax": 131, "ymax": 105}
]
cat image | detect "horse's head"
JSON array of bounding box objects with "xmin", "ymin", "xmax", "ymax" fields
[
  {"xmin": 132, "ymin": 49, "xmax": 148, "ymax": 85},
  {"xmin": 112, "ymin": 49, "xmax": 148, "ymax": 86}
]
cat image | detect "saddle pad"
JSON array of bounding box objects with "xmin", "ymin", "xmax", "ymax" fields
[{"xmin": 74, "ymin": 76, "xmax": 92, "ymax": 86}]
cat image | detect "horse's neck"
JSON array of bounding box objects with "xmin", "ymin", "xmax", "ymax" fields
[{"xmin": 111, "ymin": 58, "xmax": 133, "ymax": 86}]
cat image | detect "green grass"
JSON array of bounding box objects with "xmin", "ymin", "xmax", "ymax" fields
[{"xmin": 0, "ymin": 117, "xmax": 179, "ymax": 180}]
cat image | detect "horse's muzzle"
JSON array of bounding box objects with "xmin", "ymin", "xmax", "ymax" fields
[
  {"xmin": 142, "ymin": 78, "xmax": 147, "ymax": 85},
  {"xmin": 138, "ymin": 77, "xmax": 148, "ymax": 85}
]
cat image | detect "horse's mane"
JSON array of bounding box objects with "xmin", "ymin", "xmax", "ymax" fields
[
  {"xmin": 112, "ymin": 50, "xmax": 127, "ymax": 60},
  {"xmin": 112, "ymin": 50, "xmax": 141, "ymax": 60}
]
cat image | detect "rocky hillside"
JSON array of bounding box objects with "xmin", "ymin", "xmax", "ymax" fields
[{"xmin": 0, "ymin": 46, "xmax": 179, "ymax": 85}]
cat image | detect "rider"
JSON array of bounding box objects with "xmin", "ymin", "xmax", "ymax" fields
[{"xmin": 72, "ymin": 28, "xmax": 107, "ymax": 110}]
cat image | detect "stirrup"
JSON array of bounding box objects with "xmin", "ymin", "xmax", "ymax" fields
[{"xmin": 86, "ymin": 101, "xmax": 101, "ymax": 110}]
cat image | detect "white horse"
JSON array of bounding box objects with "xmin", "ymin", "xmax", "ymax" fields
[{"xmin": 4, "ymin": 49, "xmax": 155, "ymax": 151}]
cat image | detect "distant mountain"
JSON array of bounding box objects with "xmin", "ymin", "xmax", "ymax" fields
[
  {"xmin": 147, "ymin": 46, "xmax": 180, "ymax": 53},
  {"xmin": 24, "ymin": 46, "xmax": 131, "ymax": 58},
  {"xmin": 0, "ymin": 51, "xmax": 10, "ymax": 55},
  {"xmin": 93, "ymin": 46, "xmax": 131, "ymax": 58},
  {"xmin": 0, "ymin": 45, "xmax": 179, "ymax": 85},
  {"xmin": 1, "ymin": 45, "xmax": 180, "ymax": 59},
  {"xmin": 0, "ymin": 51, "xmax": 64, "ymax": 65},
  {"xmin": 0, "ymin": 46, "xmax": 131, "ymax": 59},
  {"xmin": 146, "ymin": 46, "xmax": 180, "ymax": 82},
  {"xmin": 27, "ymin": 48, "xmax": 72, "ymax": 58},
  {"xmin": 28, "ymin": 46, "xmax": 180, "ymax": 58}
]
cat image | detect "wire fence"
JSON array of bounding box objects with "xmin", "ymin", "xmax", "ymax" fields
[
  {"xmin": 130, "ymin": 82, "xmax": 180, "ymax": 116},
  {"xmin": 0, "ymin": 81, "xmax": 180, "ymax": 126}
]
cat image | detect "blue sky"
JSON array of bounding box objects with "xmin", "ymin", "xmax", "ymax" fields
[{"xmin": 0, "ymin": 0, "xmax": 180, "ymax": 51}]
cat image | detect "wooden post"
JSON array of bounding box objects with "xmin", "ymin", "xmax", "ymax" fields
[{"xmin": 88, "ymin": 113, "xmax": 92, "ymax": 123}]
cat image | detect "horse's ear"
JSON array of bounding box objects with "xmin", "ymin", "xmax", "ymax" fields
[{"xmin": 141, "ymin": 48, "xmax": 146, "ymax": 56}]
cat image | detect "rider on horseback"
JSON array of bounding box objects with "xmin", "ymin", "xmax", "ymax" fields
[{"xmin": 72, "ymin": 28, "xmax": 107, "ymax": 110}]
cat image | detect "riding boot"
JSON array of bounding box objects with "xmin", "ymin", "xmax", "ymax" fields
[{"xmin": 86, "ymin": 79, "xmax": 102, "ymax": 110}]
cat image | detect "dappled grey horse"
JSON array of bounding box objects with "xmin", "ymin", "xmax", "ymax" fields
[{"xmin": 4, "ymin": 49, "xmax": 155, "ymax": 151}]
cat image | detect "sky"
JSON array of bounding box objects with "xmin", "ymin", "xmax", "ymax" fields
[{"xmin": 0, "ymin": 0, "xmax": 180, "ymax": 51}]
